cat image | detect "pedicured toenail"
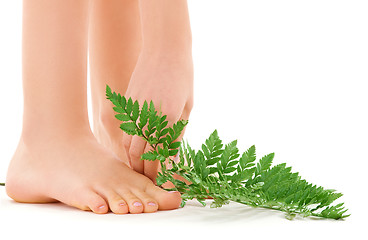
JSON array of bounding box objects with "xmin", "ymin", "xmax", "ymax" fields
[
  {"xmin": 133, "ymin": 201, "xmax": 142, "ymax": 207},
  {"xmin": 147, "ymin": 202, "xmax": 156, "ymax": 206},
  {"xmin": 98, "ymin": 205, "xmax": 105, "ymax": 209},
  {"xmin": 168, "ymin": 191, "xmax": 179, "ymax": 194}
]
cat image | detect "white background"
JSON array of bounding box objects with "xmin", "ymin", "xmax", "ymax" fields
[{"xmin": 0, "ymin": 0, "xmax": 367, "ymax": 239}]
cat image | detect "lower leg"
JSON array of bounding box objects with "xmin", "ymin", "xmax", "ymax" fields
[
  {"xmin": 89, "ymin": 0, "xmax": 142, "ymax": 163},
  {"xmin": 91, "ymin": 0, "xmax": 194, "ymax": 182},
  {"xmin": 6, "ymin": 0, "xmax": 181, "ymax": 214},
  {"xmin": 7, "ymin": 0, "xmax": 92, "ymax": 203},
  {"xmin": 21, "ymin": 0, "xmax": 91, "ymax": 139}
]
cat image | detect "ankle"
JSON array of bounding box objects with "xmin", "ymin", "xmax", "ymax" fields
[{"xmin": 20, "ymin": 125, "xmax": 94, "ymax": 146}]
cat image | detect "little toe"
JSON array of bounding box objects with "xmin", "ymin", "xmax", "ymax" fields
[
  {"xmin": 120, "ymin": 191, "xmax": 144, "ymax": 214},
  {"xmin": 145, "ymin": 184, "xmax": 182, "ymax": 211},
  {"xmin": 83, "ymin": 191, "xmax": 109, "ymax": 214}
]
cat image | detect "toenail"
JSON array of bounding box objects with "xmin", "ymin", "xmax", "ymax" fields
[
  {"xmin": 119, "ymin": 202, "xmax": 126, "ymax": 206},
  {"xmin": 147, "ymin": 202, "xmax": 156, "ymax": 206},
  {"xmin": 98, "ymin": 205, "xmax": 105, "ymax": 209},
  {"xmin": 168, "ymin": 191, "xmax": 179, "ymax": 193},
  {"xmin": 133, "ymin": 201, "xmax": 142, "ymax": 207}
]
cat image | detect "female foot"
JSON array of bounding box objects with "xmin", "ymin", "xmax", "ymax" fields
[
  {"xmin": 95, "ymin": 52, "xmax": 193, "ymax": 183},
  {"xmin": 5, "ymin": 133, "xmax": 181, "ymax": 214},
  {"xmin": 90, "ymin": 0, "xmax": 193, "ymax": 183}
]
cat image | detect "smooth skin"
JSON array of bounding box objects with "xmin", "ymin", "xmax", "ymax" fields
[
  {"xmin": 6, "ymin": 0, "xmax": 192, "ymax": 214},
  {"xmin": 90, "ymin": 0, "xmax": 193, "ymax": 182}
]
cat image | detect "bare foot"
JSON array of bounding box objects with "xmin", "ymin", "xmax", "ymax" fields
[
  {"xmin": 95, "ymin": 52, "xmax": 193, "ymax": 183},
  {"xmin": 5, "ymin": 133, "xmax": 181, "ymax": 214}
]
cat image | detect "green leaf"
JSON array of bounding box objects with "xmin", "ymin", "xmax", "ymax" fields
[
  {"xmin": 168, "ymin": 128, "xmax": 175, "ymax": 138},
  {"xmin": 149, "ymin": 100, "xmax": 155, "ymax": 114},
  {"xmin": 156, "ymin": 173, "xmax": 167, "ymax": 186},
  {"xmin": 227, "ymin": 160, "xmax": 238, "ymax": 168},
  {"xmin": 126, "ymin": 98, "xmax": 133, "ymax": 115},
  {"xmin": 239, "ymin": 145, "xmax": 256, "ymax": 169},
  {"xmin": 118, "ymin": 95, "xmax": 127, "ymax": 108},
  {"xmin": 120, "ymin": 122, "xmax": 137, "ymax": 135},
  {"xmin": 163, "ymin": 146, "xmax": 170, "ymax": 158},
  {"xmin": 160, "ymin": 115, "xmax": 167, "ymax": 123},
  {"xmin": 113, "ymin": 106, "xmax": 125, "ymax": 114},
  {"xmin": 148, "ymin": 136, "xmax": 158, "ymax": 145},
  {"xmin": 202, "ymin": 144, "xmax": 210, "ymax": 158},
  {"xmin": 148, "ymin": 111, "xmax": 159, "ymax": 132},
  {"xmin": 223, "ymin": 167, "xmax": 237, "ymax": 174},
  {"xmin": 209, "ymin": 167, "xmax": 218, "ymax": 174},
  {"xmin": 221, "ymin": 140, "xmax": 238, "ymax": 169},
  {"xmin": 138, "ymin": 101, "xmax": 149, "ymax": 129},
  {"xmin": 211, "ymin": 150, "xmax": 223, "ymax": 157},
  {"xmin": 160, "ymin": 128, "xmax": 169, "ymax": 137},
  {"xmin": 194, "ymin": 151, "xmax": 205, "ymax": 175},
  {"xmin": 160, "ymin": 120, "xmax": 168, "ymax": 129},
  {"xmin": 141, "ymin": 100, "xmax": 149, "ymax": 117},
  {"xmin": 141, "ymin": 151, "xmax": 158, "ymax": 161},
  {"xmin": 106, "ymin": 85, "xmax": 112, "ymax": 98},
  {"xmin": 169, "ymin": 141, "xmax": 181, "ymax": 149},
  {"xmin": 238, "ymin": 168, "xmax": 255, "ymax": 181},
  {"xmin": 255, "ymin": 153, "xmax": 274, "ymax": 175},
  {"xmin": 157, "ymin": 155, "xmax": 166, "ymax": 162},
  {"xmin": 169, "ymin": 149, "xmax": 179, "ymax": 157},
  {"xmin": 206, "ymin": 157, "xmax": 221, "ymax": 166},
  {"xmin": 115, "ymin": 114, "xmax": 131, "ymax": 121},
  {"xmin": 131, "ymin": 100, "xmax": 139, "ymax": 121}
]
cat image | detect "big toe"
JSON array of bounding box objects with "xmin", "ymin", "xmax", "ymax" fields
[{"xmin": 146, "ymin": 184, "xmax": 182, "ymax": 211}]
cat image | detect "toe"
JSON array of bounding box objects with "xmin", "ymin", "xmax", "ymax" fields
[
  {"xmin": 134, "ymin": 190, "xmax": 158, "ymax": 213},
  {"xmin": 82, "ymin": 191, "xmax": 109, "ymax": 214},
  {"xmin": 145, "ymin": 184, "xmax": 182, "ymax": 211},
  {"xmin": 105, "ymin": 191, "xmax": 129, "ymax": 214},
  {"xmin": 120, "ymin": 191, "xmax": 144, "ymax": 214}
]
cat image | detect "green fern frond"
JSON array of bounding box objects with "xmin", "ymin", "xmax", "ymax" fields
[{"xmin": 106, "ymin": 85, "xmax": 350, "ymax": 220}]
